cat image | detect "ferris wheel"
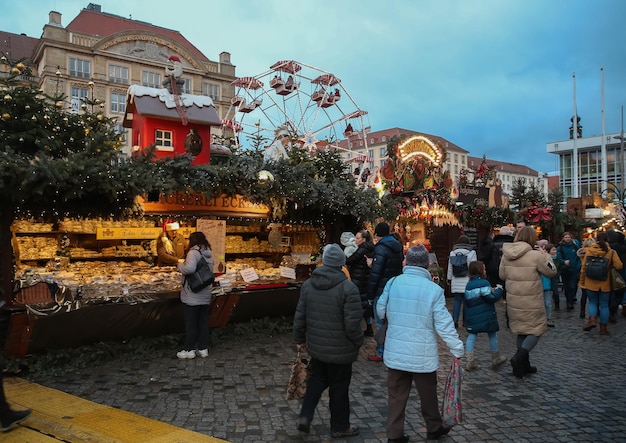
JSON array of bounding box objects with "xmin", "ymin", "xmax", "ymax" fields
[{"xmin": 220, "ymin": 60, "xmax": 371, "ymax": 157}]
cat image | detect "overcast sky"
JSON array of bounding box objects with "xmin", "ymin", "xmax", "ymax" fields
[{"xmin": 2, "ymin": 0, "xmax": 626, "ymax": 174}]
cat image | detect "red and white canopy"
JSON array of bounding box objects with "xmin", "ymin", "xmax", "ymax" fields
[
  {"xmin": 231, "ymin": 77, "xmax": 264, "ymax": 90},
  {"xmin": 270, "ymin": 60, "xmax": 302, "ymax": 74}
]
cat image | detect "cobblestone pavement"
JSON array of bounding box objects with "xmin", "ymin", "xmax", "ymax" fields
[{"xmin": 29, "ymin": 299, "xmax": 626, "ymax": 443}]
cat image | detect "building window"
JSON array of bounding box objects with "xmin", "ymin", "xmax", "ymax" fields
[
  {"xmin": 182, "ymin": 78, "xmax": 191, "ymax": 94},
  {"xmin": 108, "ymin": 65, "xmax": 129, "ymax": 84},
  {"xmin": 203, "ymin": 82, "xmax": 220, "ymax": 101},
  {"xmin": 110, "ymin": 92, "xmax": 126, "ymax": 114},
  {"xmin": 560, "ymin": 154, "xmax": 572, "ymax": 179},
  {"xmin": 454, "ymin": 153, "xmax": 458, "ymax": 163},
  {"xmin": 142, "ymin": 71, "xmax": 161, "ymax": 88},
  {"xmin": 69, "ymin": 58, "xmax": 91, "ymax": 78},
  {"xmin": 380, "ymin": 147, "xmax": 385, "ymax": 157},
  {"xmin": 382, "ymin": 136, "xmax": 386, "ymax": 142},
  {"xmin": 70, "ymin": 87, "xmax": 88, "ymax": 113},
  {"xmin": 155, "ymin": 129, "xmax": 173, "ymax": 151}
]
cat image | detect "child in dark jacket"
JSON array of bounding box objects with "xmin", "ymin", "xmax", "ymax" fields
[{"xmin": 464, "ymin": 260, "xmax": 507, "ymax": 371}]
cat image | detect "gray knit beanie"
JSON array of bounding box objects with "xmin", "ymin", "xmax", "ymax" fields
[
  {"xmin": 322, "ymin": 243, "xmax": 346, "ymax": 267},
  {"xmin": 405, "ymin": 245, "xmax": 430, "ymax": 269}
]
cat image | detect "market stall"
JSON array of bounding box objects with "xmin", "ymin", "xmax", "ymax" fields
[{"xmin": 4, "ymin": 194, "xmax": 321, "ymax": 357}]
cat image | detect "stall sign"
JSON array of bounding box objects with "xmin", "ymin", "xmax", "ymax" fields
[
  {"xmin": 456, "ymin": 185, "xmax": 489, "ymax": 205},
  {"xmin": 139, "ymin": 193, "xmax": 270, "ymax": 216},
  {"xmin": 196, "ymin": 219, "xmax": 226, "ymax": 274},
  {"xmin": 96, "ymin": 227, "xmax": 162, "ymax": 240}
]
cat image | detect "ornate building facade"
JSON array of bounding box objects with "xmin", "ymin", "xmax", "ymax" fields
[{"xmin": 3, "ymin": 3, "xmax": 236, "ymax": 157}]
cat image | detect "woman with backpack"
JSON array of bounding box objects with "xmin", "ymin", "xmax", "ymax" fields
[
  {"xmin": 579, "ymin": 231, "xmax": 623, "ymax": 335},
  {"xmin": 446, "ymin": 235, "xmax": 477, "ymax": 328}
]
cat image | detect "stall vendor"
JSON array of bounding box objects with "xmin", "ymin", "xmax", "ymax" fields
[{"xmin": 157, "ymin": 222, "xmax": 186, "ymax": 266}]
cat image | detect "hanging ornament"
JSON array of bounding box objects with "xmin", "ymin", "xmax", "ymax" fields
[
  {"xmin": 402, "ymin": 170, "xmax": 415, "ymax": 191},
  {"xmin": 55, "ymin": 101, "xmax": 63, "ymax": 109},
  {"xmin": 24, "ymin": 105, "xmax": 30, "ymax": 111},
  {"xmin": 3, "ymin": 94, "xmax": 12, "ymax": 102},
  {"xmin": 2, "ymin": 113, "xmax": 10, "ymax": 120}
]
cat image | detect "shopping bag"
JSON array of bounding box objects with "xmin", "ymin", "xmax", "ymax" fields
[
  {"xmin": 441, "ymin": 357, "xmax": 463, "ymax": 428},
  {"xmin": 286, "ymin": 348, "xmax": 310, "ymax": 400},
  {"xmin": 611, "ymin": 268, "xmax": 626, "ymax": 291}
]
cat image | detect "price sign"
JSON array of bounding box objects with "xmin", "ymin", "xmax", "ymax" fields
[
  {"xmin": 239, "ymin": 267, "xmax": 259, "ymax": 282},
  {"xmin": 280, "ymin": 266, "xmax": 297, "ymax": 280}
]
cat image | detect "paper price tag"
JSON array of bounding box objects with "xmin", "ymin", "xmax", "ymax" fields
[
  {"xmin": 239, "ymin": 267, "xmax": 259, "ymax": 282},
  {"xmin": 280, "ymin": 266, "xmax": 297, "ymax": 279}
]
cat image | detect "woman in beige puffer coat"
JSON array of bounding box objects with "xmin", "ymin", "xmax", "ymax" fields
[{"xmin": 499, "ymin": 226, "xmax": 557, "ymax": 378}]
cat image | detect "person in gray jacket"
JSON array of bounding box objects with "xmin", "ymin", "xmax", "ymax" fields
[
  {"xmin": 377, "ymin": 245, "xmax": 464, "ymax": 442},
  {"xmin": 176, "ymin": 231, "xmax": 214, "ymax": 360},
  {"xmin": 293, "ymin": 243, "xmax": 364, "ymax": 439}
]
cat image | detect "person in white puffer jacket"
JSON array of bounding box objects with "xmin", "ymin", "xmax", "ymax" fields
[
  {"xmin": 446, "ymin": 234, "xmax": 478, "ymax": 328},
  {"xmin": 377, "ymin": 245, "xmax": 464, "ymax": 442}
]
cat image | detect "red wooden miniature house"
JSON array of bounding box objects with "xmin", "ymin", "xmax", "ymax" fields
[{"xmin": 123, "ymin": 84, "xmax": 222, "ymax": 165}]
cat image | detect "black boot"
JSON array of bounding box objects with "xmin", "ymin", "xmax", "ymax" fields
[
  {"xmin": 525, "ymin": 353, "xmax": 537, "ymax": 374},
  {"xmin": 510, "ymin": 348, "xmax": 528, "ymax": 378}
]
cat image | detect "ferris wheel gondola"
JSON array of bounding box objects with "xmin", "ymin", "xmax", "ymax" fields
[{"xmin": 221, "ymin": 59, "xmax": 370, "ymax": 155}]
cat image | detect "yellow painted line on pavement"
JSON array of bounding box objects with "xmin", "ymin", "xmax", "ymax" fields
[{"xmin": 4, "ymin": 377, "xmax": 229, "ymax": 442}]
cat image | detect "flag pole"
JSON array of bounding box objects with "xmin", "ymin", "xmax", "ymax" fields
[
  {"xmin": 572, "ymin": 72, "xmax": 579, "ymax": 198},
  {"xmin": 601, "ymin": 67, "xmax": 607, "ymax": 185}
]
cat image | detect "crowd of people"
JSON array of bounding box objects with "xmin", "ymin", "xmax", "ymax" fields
[
  {"xmin": 293, "ymin": 220, "xmax": 626, "ymax": 441},
  {"xmin": 5, "ymin": 219, "xmax": 623, "ymax": 438}
]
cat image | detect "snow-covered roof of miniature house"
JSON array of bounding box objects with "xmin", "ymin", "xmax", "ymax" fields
[{"xmin": 122, "ymin": 85, "xmax": 221, "ymax": 128}]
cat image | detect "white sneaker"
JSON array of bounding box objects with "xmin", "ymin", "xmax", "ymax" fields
[
  {"xmin": 197, "ymin": 349, "xmax": 209, "ymax": 358},
  {"xmin": 176, "ymin": 350, "xmax": 196, "ymax": 359}
]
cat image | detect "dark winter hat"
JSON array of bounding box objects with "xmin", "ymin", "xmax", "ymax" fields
[
  {"xmin": 374, "ymin": 222, "xmax": 390, "ymax": 237},
  {"xmin": 322, "ymin": 243, "xmax": 346, "ymax": 268},
  {"xmin": 457, "ymin": 235, "xmax": 471, "ymax": 244},
  {"xmin": 405, "ymin": 245, "xmax": 430, "ymax": 269}
]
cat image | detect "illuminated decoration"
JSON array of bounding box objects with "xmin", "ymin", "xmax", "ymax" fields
[
  {"xmin": 455, "ymin": 203, "xmax": 514, "ymax": 228},
  {"xmin": 380, "ymin": 135, "xmax": 457, "ymax": 226},
  {"xmin": 397, "ymin": 135, "xmax": 444, "ymax": 164}
]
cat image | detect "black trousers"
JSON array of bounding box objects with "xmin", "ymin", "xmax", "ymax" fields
[
  {"xmin": 299, "ymin": 358, "xmax": 353, "ymax": 433},
  {"xmin": 183, "ymin": 304, "xmax": 210, "ymax": 351}
]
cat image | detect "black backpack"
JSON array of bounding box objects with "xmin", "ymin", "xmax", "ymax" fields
[
  {"xmin": 584, "ymin": 255, "xmax": 609, "ymax": 281},
  {"xmin": 450, "ymin": 252, "xmax": 469, "ymax": 277}
]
